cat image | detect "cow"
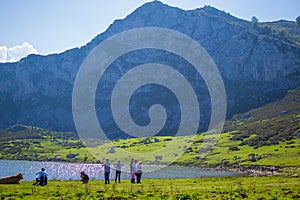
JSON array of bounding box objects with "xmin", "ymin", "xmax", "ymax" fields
[{"xmin": 0, "ymin": 173, "xmax": 23, "ymax": 184}]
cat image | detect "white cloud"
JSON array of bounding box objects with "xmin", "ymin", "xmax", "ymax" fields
[
  {"xmin": 0, "ymin": 42, "xmax": 38, "ymax": 63},
  {"xmin": 0, "ymin": 46, "xmax": 8, "ymax": 63}
]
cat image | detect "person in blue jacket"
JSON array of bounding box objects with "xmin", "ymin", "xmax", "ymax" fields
[{"xmin": 33, "ymin": 167, "xmax": 48, "ymax": 186}]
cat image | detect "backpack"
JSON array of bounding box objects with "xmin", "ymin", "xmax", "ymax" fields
[{"xmin": 39, "ymin": 174, "xmax": 47, "ymax": 186}]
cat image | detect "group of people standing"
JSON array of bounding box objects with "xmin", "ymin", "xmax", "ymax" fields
[
  {"xmin": 100, "ymin": 159, "xmax": 143, "ymax": 184},
  {"xmin": 130, "ymin": 159, "xmax": 143, "ymax": 184},
  {"xmin": 35, "ymin": 159, "xmax": 143, "ymax": 185}
]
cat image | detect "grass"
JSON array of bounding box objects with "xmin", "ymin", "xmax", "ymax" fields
[
  {"xmin": 0, "ymin": 176, "xmax": 299, "ymax": 199},
  {"xmin": 0, "ymin": 130, "xmax": 299, "ymax": 167},
  {"xmin": 195, "ymin": 132, "xmax": 300, "ymax": 167}
]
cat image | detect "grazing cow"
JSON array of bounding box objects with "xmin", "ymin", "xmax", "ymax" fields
[{"xmin": 0, "ymin": 173, "xmax": 23, "ymax": 184}]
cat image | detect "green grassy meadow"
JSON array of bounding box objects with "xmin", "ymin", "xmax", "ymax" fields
[
  {"xmin": 1, "ymin": 130, "xmax": 299, "ymax": 168},
  {"xmin": 0, "ymin": 176, "xmax": 299, "ymax": 199}
]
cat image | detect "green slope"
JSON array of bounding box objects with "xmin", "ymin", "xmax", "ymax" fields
[{"xmin": 0, "ymin": 87, "xmax": 299, "ymax": 167}]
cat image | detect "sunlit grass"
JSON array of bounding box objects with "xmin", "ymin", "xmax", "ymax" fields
[
  {"xmin": 1, "ymin": 131, "xmax": 299, "ymax": 167},
  {"xmin": 0, "ymin": 176, "xmax": 299, "ymax": 199}
]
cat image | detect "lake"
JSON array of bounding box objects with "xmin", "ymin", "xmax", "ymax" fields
[{"xmin": 0, "ymin": 160, "xmax": 237, "ymax": 181}]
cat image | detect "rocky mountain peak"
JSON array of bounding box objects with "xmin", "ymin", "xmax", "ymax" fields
[{"xmin": 0, "ymin": 2, "xmax": 299, "ymax": 137}]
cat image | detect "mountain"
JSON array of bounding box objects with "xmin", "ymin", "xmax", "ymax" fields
[{"xmin": 0, "ymin": 1, "xmax": 300, "ymax": 138}]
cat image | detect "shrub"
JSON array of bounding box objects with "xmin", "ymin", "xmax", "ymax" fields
[{"xmin": 229, "ymin": 147, "xmax": 240, "ymax": 151}]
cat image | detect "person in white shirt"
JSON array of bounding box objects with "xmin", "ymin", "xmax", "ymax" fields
[
  {"xmin": 130, "ymin": 159, "xmax": 136, "ymax": 183},
  {"xmin": 114, "ymin": 160, "xmax": 123, "ymax": 183},
  {"xmin": 135, "ymin": 162, "xmax": 143, "ymax": 184},
  {"xmin": 102, "ymin": 159, "xmax": 111, "ymax": 184}
]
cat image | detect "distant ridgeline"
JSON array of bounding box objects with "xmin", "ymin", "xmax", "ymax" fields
[{"xmin": 0, "ymin": 1, "xmax": 299, "ymax": 139}]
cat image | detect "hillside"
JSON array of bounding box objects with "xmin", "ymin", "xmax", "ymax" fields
[
  {"xmin": 182, "ymin": 86, "xmax": 300, "ymax": 167},
  {"xmin": 0, "ymin": 1, "xmax": 299, "ymax": 138},
  {"xmin": 224, "ymin": 87, "xmax": 300, "ymax": 147},
  {"xmin": 0, "ymin": 86, "xmax": 299, "ymax": 167}
]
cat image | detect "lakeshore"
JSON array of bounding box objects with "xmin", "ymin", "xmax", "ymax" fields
[
  {"xmin": 0, "ymin": 159, "xmax": 238, "ymax": 181},
  {"xmin": 1, "ymin": 159, "xmax": 300, "ymax": 182}
]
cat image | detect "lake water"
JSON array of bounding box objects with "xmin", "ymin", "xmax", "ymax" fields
[{"xmin": 0, "ymin": 160, "xmax": 237, "ymax": 181}]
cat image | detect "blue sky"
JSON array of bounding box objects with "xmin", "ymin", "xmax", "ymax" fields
[{"xmin": 0, "ymin": 0, "xmax": 299, "ymax": 62}]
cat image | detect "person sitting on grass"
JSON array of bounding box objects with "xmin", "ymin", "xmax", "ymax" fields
[
  {"xmin": 33, "ymin": 168, "xmax": 48, "ymax": 186},
  {"xmin": 80, "ymin": 171, "xmax": 89, "ymax": 184}
]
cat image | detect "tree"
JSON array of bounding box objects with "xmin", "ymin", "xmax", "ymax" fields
[
  {"xmin": 251, "ymin": 16, "xmax": 259, "ymax": 23},
  {"xmin": 296, "ymin": 16, "xmax": 300, "ymax": 25}
]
